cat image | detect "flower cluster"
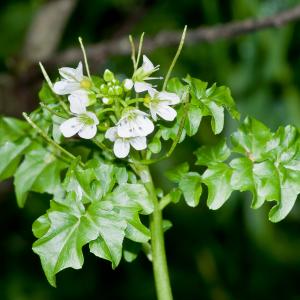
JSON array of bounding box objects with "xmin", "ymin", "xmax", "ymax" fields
[{"xmin": 54, "ymin": 55, "xmax": 180, "ymax": 158}]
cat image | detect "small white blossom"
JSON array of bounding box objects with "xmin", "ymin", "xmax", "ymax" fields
[
  {"xmin": 105, "ymin": 126, "xmax": 147, "ymax": 158},
  {"xmin": 123, "ymin": 78, "xmax": 134, "ymax": 91},
  {"xmin": 147, "ymin": 89, "xmax": 180, "ymax": 121},
  {"xmin": 60, "ymin": 96, "xmax": 99, "ymax": 139},
  {"xmin": 117, "ymin": 109, "xmax": 154, "ymax": 138},
  {"xmin": 53, "ymin": 62, "xmax": 92, "ymax": 96},
  {"xmin": 132, "ymin": 55, "xmax": 161, "ymax": 93}
]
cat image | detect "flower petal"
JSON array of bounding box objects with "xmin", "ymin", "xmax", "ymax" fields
[
  {"xmin": 69, "ymin": 95, "xmax": 87, "ymax": 114},
  {"xmin": 60, "ymin": 117, "xmax": 83, "ymax": 137},
  {"xmin": 142, "ymin": 55, "xmax": 155, "ymax": 73},
  {"xmin": 134, "ymin": 81, "xmax": 153, "ymax": 93},
  {"xmin": 157, "ymin": 91, "xmax": 180, "ymax": 105},
  {"xmin": 78, "ymin": 125, "xmax": 97, "ymax": 139},
  {"xmin": 130, "ymin": 136, "xmax": 147, "ymax": 151},
  {"xmin": 74, "ymin": 62, "xmax": 84, "ymax": 81},
  {"xmin": 135, "ymin": 115, "xmax": 155, "ymax": 135},
  {"xmin": 156, "ymin": 104, "xmax": 177, "ymax": 121},
  {"xmin": 59, "ymin": 62, "xmax": 83, "ymax": 81},
  {"xmin": 105, "ymin": 127, "xmax": 118, "ymax": 142},
  {"xmin": 53, "ymin": 80, "xmax": 81, "ymax": 95},
  {"xmin": 114, "ymin": 139, "xmax": 130, "ymax": 158}
]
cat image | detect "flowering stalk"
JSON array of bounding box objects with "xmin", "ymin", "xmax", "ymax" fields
[{"xmin": 135, "ymin": 163, "xmax": 173, "ymax": 300}]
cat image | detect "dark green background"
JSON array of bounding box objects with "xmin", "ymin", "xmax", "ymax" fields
[{"xmin": 1, "ymin": 0, "xmax": 300, "ymax": 299}]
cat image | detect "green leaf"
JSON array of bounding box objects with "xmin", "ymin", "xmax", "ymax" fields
[
  {"xmin": 0, "ymin": 137, "xmax": 31, "ymax": 180},
  {"xmin": 0, "ymin": 116, "xmax": 30, "ymax": 144},
  {"xmin": 205, "ymin": 83, "xmax": 240, "ymax": 120},
  {"xmin": 87, "ymin": 201, "xmax": 127, "ymax": 268},
  {"xmin": 269, "ymin": 166, "xmax": 300, "ymax": 222},
  {"xmin": 165, "ymin": 162, "xmax": 189, "ymax": 183},
  {"xmin": 202, "ymin": 163, "xmax": 233, "ymax": 210},
  {"xmin": 230, "ymin": 158, "xmax": 280, "ymax": 209},
  {"xmin": 195, "ymin": 139, "xmax": 230, "ymax": 166},
  {"xmin": 148, "ymin": 131, "xmax": 162, "ymax": 154},
  {"xmin": 205, "ymin": 101, "xmax": 224, "ymax": 134},
  {"xmin": 185, "ymin": 105, "xmax": 202, "ymax": 136},
  {"xmin": 106, "ymin": 184, "xmax": 153, "ymax": 242},
  {"xmin": 123, "ymin": 240, "xmax": 141, "ymax": 263},
  {"xmin": 39, "ymin": 82, "xmax": 57, "ymax": 104},
  {"xmin": 33, "ymin": 195, "xmax": 126, "ymax": 286},
  {"xmin": 179, "ymin": 172, "xmax": 202, "ymax": 207},
  {"xmin": 14, "ymin": 146, "xmax": 67, "ymax": 207},
  {"xmin": 108, "ymin": 183, "xmax": 153, "ymax": 215},
  {"xmin": 185, "ymin": 76, "xmax": 238, "ymax": 135},
  {"xmin": 32, "ymin": 214, "xmax": 50, "ymax": 238},
  {"xmin": 231, "ymin": 117, "xmax": 273, "ymax": 161}
]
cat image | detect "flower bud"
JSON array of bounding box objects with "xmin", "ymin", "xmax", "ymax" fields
[
  {"xmin": 103, "ymin": 69, "xmax": 114, "ymax": 82},
  {"xmin": 102, "ymin": 97, "xmax": 113, "ymax": 105},
  {"xmin": 100, "ymin": 84, "xmax": 108, "ymax": 94},
  {"xmin": 123, "ymin": 79, "xmax": 133, "ymax": 91}
]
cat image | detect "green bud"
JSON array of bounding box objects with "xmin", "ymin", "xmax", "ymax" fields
[
  {"xmin": 103, "ymin": 69, "xmax": 114, "ymax": 82},
  {"xmin": 100, "ymin": 84, "xmax": 108, "ymax": 94},
  {"xmin": 114, "ymin": 86, "xmax": 123, "ymax": 96},
  {"xmin": 108, "ymin": 87, "xmax": 114, "ymax": 96},
  {"xmin": 102, "ymin": 97, "xmax": 113, "ymax": 105}
]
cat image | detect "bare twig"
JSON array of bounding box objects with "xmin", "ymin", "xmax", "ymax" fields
[
  {"xmin": 45, "ymin": 5, "xmax": 300, "ymax": 67},
  {"xmin": 22, "ymin": 0, "xmax": 78, "ymax": 62}
]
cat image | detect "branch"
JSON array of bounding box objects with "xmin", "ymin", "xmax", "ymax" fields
[
  {"xmin": 22, "ymin": 0, "xmax": 78, "ymax": 63},
  {"xmin": 45, "ymin": 5, "xmax": 300, "ymax": 67}
]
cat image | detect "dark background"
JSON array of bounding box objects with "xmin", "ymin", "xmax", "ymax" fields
[{"xmin": 1, "ymin": 0, "xmax": 300, "ymax": 299}]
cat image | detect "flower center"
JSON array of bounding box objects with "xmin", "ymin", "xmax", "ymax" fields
[
  {"xmin": 80, "ymin": 79, "xmax": 92, "ymax": 89},
  {"xmin": 79, "ymin": 114, "xmax": 94, "ymax": 126}
]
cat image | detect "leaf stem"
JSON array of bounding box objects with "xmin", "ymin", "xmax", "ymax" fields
[
  {"xmin": 163, "ymin": 26, "xmax": 187, "ymax": 91},
  {"xmin": 23, "ymin": 113, "xmax": 85, "ymax": 168},
  {"xmin": 135, "ymin": 164, "xmax": 173, "ymax": 300}
]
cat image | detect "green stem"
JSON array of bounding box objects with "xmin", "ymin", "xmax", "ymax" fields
[
  {"xmin": 23, "ymin": 113, "xmax": 85, "ymax": 168},
  {"xmin": 135, "ymin": 164, "xmax": 173, "ymax": 300},
  {"xmin": 163, "ymin": 26, "xmax": 187, "ymax": 91}
]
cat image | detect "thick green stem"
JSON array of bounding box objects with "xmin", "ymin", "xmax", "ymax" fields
[{"xmin": 136, "ymin": 164, "xmax": 173, "ymax": 300}]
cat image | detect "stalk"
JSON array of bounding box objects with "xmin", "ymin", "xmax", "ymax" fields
[{"xmin": 135, "ymin": 164, "xmax": 173, "ymax": 300}]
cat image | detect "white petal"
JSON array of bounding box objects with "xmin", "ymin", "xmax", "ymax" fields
[
  {"xmin": 124, "ymin": 79, "xmax": 133, "ymax": 90},
  {"xmin": 156, "ymin": 104, "xmax": 177, "ymax": 121},
  {"xmin": 78, "ymin": 125, "xmax": 97, "ymax": 139},
  {"xmin": 157, "ymin": 91, "xmax": 180, "ymax": 105},
  {"xmin": 86, "ymin": 111, "xmax": 99, "ymax": 125},
  {"xmin": 69, "ymin": 90, "xmax": 89, "ymax": 105},
  {"xmin": 148, "ymin": 87, "xmax": 157, "ymax": 98},
  {"xmin": 69, "ymin": 95, "xmax": 87, "ymax": 114},
  {"xmin": 135, "ymin": 115, "xmax": 155, "ymax": 136},
  {"xmin": 134, "ymin": 81, "xmax": 153, "ymax": 93},
  {"xmin": 130, "ymin": 136, "xmax": 147, "ymax": 151},
  {"xmin": 105, "ymin": 127, "xmax": 118, "ymax": 142},
  {"xmin": 59, "ymin": 62, "xmax": 83, "ymax": 82},
  {"xmin": 149, "ymin": 106, "xmax": 157, "ymax": 121},
  {"xmin": 53, "ymin": 80, "xmax": 81, "ymax": 95},
  {"xmin": 114, "ymin": 139, "xmax": 130, "ymax": 158},
  {"xmin": 75, "ymin": 62, "xmax": 84, "ymax": 81},
  {"xmin": 60, "ymin": 117, "xmax": 83, "ymax": 137},
  {"xmin": 142, "ymin": 55, "xmax": 155, "ymax": 73}
]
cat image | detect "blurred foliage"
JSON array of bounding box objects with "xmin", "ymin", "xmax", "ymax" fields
[{"xmin": 1, "ymin": 0, "xmax": 300, "ymax": 299}]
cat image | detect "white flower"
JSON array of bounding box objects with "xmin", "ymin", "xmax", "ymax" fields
[
  {"xmin": 105, "ymin": 126, "xmax": 147, "ymax": 158},
  {"xmin": 147, "ymin": 89, "xmax": 180, "ymax": 121},
  {"xmin": 117, "ymin": 108, "xmax": 154, "ymax": 138},
  {"xmin": 132, "ymin": 55, "xmax": 161, "ymax": 93},
  {"xmin": 60, "ymin": 95, "xmax": 99, "ymax": 139},
  {"xmin": 53, "ymin": 61, "xmax": 92, "ymax": 96}
]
